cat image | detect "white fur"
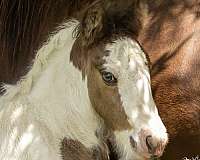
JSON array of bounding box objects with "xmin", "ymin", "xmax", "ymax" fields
[
  {"xmin": 0, "ymin": 20, "xmax": 101, "ymax": 160},
  {"xmin": 104, "ymin": 38, "xmax": 167, "ymax": 160}
]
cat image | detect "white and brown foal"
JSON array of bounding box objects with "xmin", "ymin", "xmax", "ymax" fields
[{"xmin": 0, "ymin": 2, "xmax": 167, "ymax": 160}]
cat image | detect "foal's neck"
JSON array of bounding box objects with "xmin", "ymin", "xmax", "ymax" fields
[{"xmin": 9, "ymin": 20, "xmax": 101, "ymax": 148}]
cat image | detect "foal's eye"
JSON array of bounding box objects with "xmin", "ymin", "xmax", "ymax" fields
[{"xmin": 101, "ymin": 71, "xmax": 117, "ymax": 85}]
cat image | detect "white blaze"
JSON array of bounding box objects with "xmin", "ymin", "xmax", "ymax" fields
[{"xmin": 104, "ymin": 38, "xmax": 167, "ymax": 160}]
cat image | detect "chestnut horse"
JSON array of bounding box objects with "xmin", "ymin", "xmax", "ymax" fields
[
  {"xmin": 0, "ymin": 1, "xmax": 167, "ymax": 160},
  {"xmin": 138, "ymin": 0, "xmax": 200, "ymax": 159}
]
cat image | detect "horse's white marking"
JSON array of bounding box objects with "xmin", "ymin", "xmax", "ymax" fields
[
  {"xmin": 104, "ymin": 38, "xmax": 167, "ymax": 159},
  {"xmin": 0, "ymin": 20, "xmax": 101, "ymax": 160}
]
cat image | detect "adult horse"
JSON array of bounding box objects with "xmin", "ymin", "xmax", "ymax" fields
[
  {"xmin": 138, "ymin": 0, "xmax": 200, "ymax": 159},
  {"xmin": 0, "ymin": 1, "xmax": 167, "ymax": 160}
]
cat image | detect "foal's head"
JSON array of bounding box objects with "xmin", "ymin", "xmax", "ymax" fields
[{"xmin": 71, "ymin": 1, "xmax": 168, "ymax": 159}]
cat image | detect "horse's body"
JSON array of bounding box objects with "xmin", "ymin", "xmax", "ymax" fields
[
  {"xmin": 0, "ymin": 1, "xmax": 167, "ymax": 160},
  {"xmin": 138, "ymin": 0, "xmax": 200, "ymax": 159}
]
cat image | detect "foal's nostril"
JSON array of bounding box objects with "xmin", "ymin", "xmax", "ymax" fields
[
  {"xmin": 130, "ymin": 136, "xmax": 137, "ymax": 148},
  {"xmin": 146, "ymin": 135, "xmax": 155, "ymax": 154}
]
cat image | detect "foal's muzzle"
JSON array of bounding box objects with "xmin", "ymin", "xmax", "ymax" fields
[{"xmin": 130, "ymin": 128, "xmax": 168, "ymax": 159}]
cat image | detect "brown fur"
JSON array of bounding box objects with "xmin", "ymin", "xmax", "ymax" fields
[
  {"xmin": 61, "ymin": 138, "xmax": 109, "ymax": 160},
  {"xmin": 138, "ymin": 0, "xmax": 200, "ymax": 159},
  {"xmin": 87, "ymin": 67, "xmax": 132, "ymax": 131},
  {"xmin": 60, "ymin": 127, "xmax": 114, "ymax": 160},
  {"xmin": 87, "ymin": 45, "xmax": 132, "ymax": 131}
]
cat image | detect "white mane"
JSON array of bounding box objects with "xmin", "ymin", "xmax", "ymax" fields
[
  {"xmin": 0, "ymin": 20, "xmax": 101, "ymax": 160},
  {"xmin": 2, "ymin": 21, "xmax": 77, "ymax": 97}
]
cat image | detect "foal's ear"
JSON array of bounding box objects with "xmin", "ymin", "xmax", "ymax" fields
[
  {"xmin": 78, "ymin": 2, "xmax": 104, "ymax": 47},
  {"xmin": 70, "ymin": 2, "xmax": 104, "ymax": 77}
]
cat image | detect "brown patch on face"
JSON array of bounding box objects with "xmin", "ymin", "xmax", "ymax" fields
[
  {"xmin": 85, "ymin": 45, "xmax": 131, "ymax": 131},
  {"xmin": 87, "ymin": 67, "xmax": 132, "ymax": 131},
  {"xmin": 60, "ymin": 138, "xmax": 109, "ymax": 160},
  {"xmin": 71, "ymin": 30, "xmax": 133, "ymax": 132},
  {"xmin": 71, "ymin": 39, "xmax": 132, "ymax": 131}
]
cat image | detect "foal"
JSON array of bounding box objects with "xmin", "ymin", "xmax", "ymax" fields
[{"xmin": 0, "ymin": 1, "xmax": 167, "ymax": 160}]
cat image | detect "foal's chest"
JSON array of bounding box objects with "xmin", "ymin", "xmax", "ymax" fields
[{"xmin": 60, "ymin": 138, "xmax": 109, "ymax": 160}]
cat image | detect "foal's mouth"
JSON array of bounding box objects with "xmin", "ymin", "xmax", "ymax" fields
[{"xmin": 129, "ymin": 135, "xmax": 165, "ymax": 160}]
